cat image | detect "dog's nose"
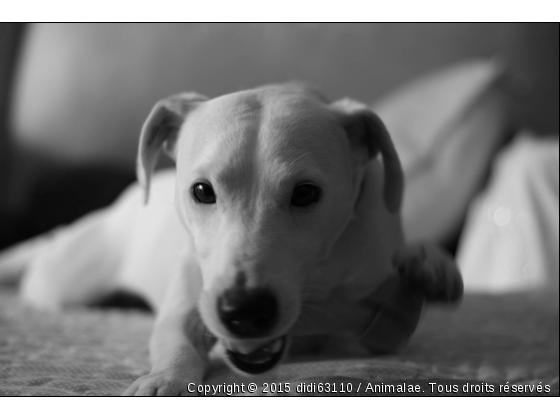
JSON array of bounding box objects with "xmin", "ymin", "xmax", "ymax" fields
[{"xmin": 218, "ymin": 287, "xmax": 278, "ymax": 338}]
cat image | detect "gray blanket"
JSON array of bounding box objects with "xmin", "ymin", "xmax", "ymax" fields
[{"xmin": 0, "ymin": 287, "xmax": 557, "ymax": 396}]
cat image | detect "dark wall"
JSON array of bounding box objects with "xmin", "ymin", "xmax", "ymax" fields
[{"xmin": 10, "ymin": 24, "xmax": 559, "ymax": 171}]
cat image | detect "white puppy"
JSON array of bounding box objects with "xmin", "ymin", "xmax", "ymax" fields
[{"xmin": 0, "ymin": 84, "xmax": 462, "ymax": 396}]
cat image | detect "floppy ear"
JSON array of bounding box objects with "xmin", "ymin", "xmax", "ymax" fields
[
  {"xmin": 330, "ymin": 98, "xmax": 404, "ymax": 214},
  {"xmin": 137, "ymin": 92, "xmax": 208, "ymax": 204}
]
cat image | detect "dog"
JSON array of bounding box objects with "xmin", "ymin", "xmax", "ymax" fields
[{"xmin": 0, "ymin": 83, "xmax": 463, "ymax": 396}]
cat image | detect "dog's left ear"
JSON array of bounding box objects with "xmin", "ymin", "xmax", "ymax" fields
[
  {"xmin": 137, "ymin": 92, "xmax": 208, "ymax": 204},
  {"xmin": 330, "ymin": 98, "xmax": 403, "ymax": 214}
]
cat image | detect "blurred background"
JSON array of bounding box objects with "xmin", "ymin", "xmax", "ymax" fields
[{"xmin": 0, "ymin": 23, "xmax": 558, "ymax": 291}]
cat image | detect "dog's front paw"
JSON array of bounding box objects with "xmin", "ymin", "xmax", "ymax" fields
[
  {"xmin": 393, "ymin": 244, "xmax": 463, "ymax": 303},
  {"xmin": 123, "ymin": 370, "xmax": 200, "ymax": 396}
]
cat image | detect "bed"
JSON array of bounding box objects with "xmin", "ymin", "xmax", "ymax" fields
[{"xmin": 1, "ymin": 287, "xmax": 557, "ymax": 396}]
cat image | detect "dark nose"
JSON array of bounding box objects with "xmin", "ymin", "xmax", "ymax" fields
[{"xmin": 218, "ymin": 286, "xmax": 278, "ymax": 338}]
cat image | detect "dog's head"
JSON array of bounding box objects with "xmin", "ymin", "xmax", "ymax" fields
[{"xmin": 137, "ymin": 84, "xmax": 403, "ymax": 374}]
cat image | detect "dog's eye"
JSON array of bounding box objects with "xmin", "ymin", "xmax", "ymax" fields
[
  {"xmin": 291, "ymin": 184, "xmax": 320, "ymax": 207},
  {"xmin": 192, "ymin": 182, "xmax": 216, "ymax": 204}
]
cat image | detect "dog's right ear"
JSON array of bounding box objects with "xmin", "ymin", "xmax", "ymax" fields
[{"xmin": 137, "ymin": 92, "xmax": 208, "ymax": 204}]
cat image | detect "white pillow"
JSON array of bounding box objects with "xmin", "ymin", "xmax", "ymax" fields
[{"xmin": 372, "ymin": 59, "xmax": 514, "ymax": 245}]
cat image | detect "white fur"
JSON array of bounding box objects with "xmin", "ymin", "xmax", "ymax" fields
[{"xmin": 0, "ymin": 84, "xmax": 407, "ymax": 396}]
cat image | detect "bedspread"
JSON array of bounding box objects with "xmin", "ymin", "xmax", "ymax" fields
[{"xmin": 0, "ymin": 287, "xmax": 557, "ymax": 396}]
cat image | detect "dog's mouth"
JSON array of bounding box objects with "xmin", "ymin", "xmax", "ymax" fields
[{"xmin": 225, "ymin": 336, "xmax": 287, "ymax": 374}]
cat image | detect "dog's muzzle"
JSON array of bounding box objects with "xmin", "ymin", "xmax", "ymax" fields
[{"xmin": 225, "ymin": 336, "xmax": 287, "ymax": 374}]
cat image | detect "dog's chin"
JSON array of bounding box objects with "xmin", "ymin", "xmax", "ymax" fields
[{"xmin": 224, "ymin": 336, "xmax": 289, "ymax": 375}]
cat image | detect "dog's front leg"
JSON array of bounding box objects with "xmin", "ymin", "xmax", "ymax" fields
[
  {"xmin": 392, "ymin": 243, "xmax": 463, "ymax": 303},
  {"xmin": 123, "ymin": 309, "xmax": 213, "ymax": 396},
  {"xmin": 359, "ymin": 243, "xmax": 463, "ymax": 353},
  {"xmin": 123, "ymin": 260, "xmax": 215, "ymax": 396}
]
